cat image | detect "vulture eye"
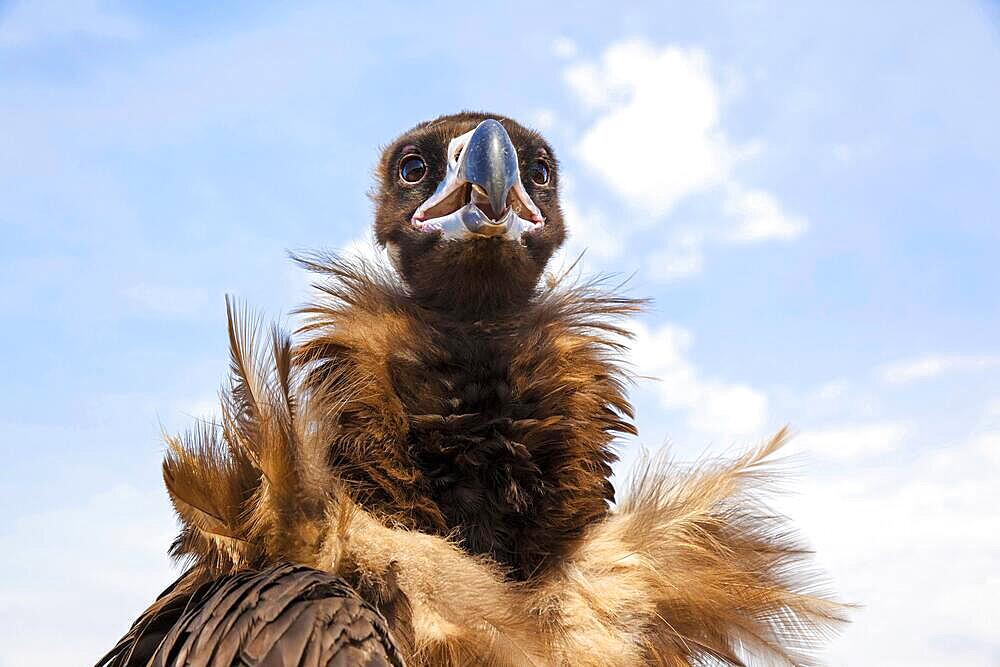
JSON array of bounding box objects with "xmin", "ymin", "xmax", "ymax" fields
[
  {"xmin": 530, "ymin": 159, "xmax": 550, "ymax": 186},
  {"xmin": 398, "ymin": 154, "xmax": 427, "ymax": 184}
]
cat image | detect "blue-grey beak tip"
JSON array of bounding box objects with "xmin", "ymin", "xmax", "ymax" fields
[{"xmin": 460, "ymin": 119, "xmax": 519, "ymax": 218}]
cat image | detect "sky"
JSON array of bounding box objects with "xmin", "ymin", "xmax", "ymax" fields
[{"xmin": 1, "ymin": 0, "xmax": 998, "ymax": 664}]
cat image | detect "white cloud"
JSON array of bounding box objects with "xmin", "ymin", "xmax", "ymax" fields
[
  {"xmin": 173, "ymin": 393, "xmax": 221, "ymax": 424},
  {"xmin": 340, "ymin": 233, "xmax": 390, "ymax": 266},
  {"xmin": 564, "ymin": 62, "xmax": 609, "ymax": 109},
  {"xmin": 568, "ymin": 42, "xmax": 730, "ymax": 218},
  {"xmin": 563, "ymin": 40, "xmax": 808, "ymax": 282},
  {"xmin": 0, "ymin": 0, "xmax": 140, "ymax": 47},
  {"xmin": 123, "ymin": 282, "xmax": 215, "ymax": 320},
  {"xmin": 530, "ymin": 108, "xmax": 557, "ymax": 132},
  {"xmin": 879, "ymin": 355, "xmax": 1000, "ymax": 384},
  {"xmin": 0, "ymin": 484, "xmax": 178, "ymax": 665},
  {"xmin": 792, "ymin": 421, "xmax": 909, "ymax": 460},
  {"xmin": 723, "ymin": 184, "xmax": 807, "ymax": 242},
  {"xmin": 644, "ymin": 231, "xmax": 706, "ymax": 282},
  {"xmin": 831, "ymin": 141, "xmax": 879, "ymax": 165},
  {"xmin": 559, "ymin": 186, "xmax": 626, "ymax": 262},
  {"xmin": 550, "ymin": 36, "xmax": 578, "ymax": 60},
  {"xmin": 970, "ymin": 430, "xmax": 1000, "ymax": 467},
  {"xmin": 282, "ymin": 233, "xmax": 391, "ymax": 310},
  {"xmin": 814, "ymin": 379, "xmax": 849, "ymax": 402},
  {"xmin": 629, "ymin": 321, "xmax": 769, "ymax": 440},
  {"xmin": 782, "ymin": 427, "xmax": 1000, "ymax": 665},
  {"xmin": 832, "ymin": 143, "xmax": 855, "ymax": 163},
  {"xmin": 631, "ymin": 185, "xmax": 806, "ymax": 283},
  {"xmin": 688, "ymin": 382, "xmax": 769, "ymax": 438},
  {"xmin": 985, "ymin": 397, "xmax": 1000, "ymax": 419}
]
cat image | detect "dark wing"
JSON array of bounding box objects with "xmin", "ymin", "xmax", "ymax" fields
[{"xmin": 97, "ymin": 563, "xmax": 405, "ymax": 667}]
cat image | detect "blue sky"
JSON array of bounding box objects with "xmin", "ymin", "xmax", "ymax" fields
[{"xmin": 1, "ymin": 1, "xmax": 998, "ymax": 664}]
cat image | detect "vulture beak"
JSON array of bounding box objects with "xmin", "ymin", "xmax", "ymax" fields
[{"xmin": 412, "ymin": 119, "xmax": 545, "ymax": 240}]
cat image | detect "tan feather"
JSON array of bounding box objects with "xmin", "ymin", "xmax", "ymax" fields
[
  {"xmin": 555, "ymin": 427, "xmax": 848, "ymax": 666},
  {"xmin": 163, "ymin": 300, "xmax": 335, "ymax": 574}
]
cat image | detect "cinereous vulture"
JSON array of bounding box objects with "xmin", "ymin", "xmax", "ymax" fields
[{"xmin": 98, "ymin": 113, "xmax": 846, "ymax": 667}]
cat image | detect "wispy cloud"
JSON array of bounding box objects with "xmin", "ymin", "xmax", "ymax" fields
[
  {"xmin": 550, "ymin": 36, "xmax": 577, "ymax": 60},
  {"xmin": 122, "ymin": 282, "xmax": 215, "ymax": 320},
  {"xmin": 879, "ymin": 355, "xmax": 1000, "ymax": 384},
  {"xmin": 985, "ymin": 397, "xmax": 1000, "ymax": 419},
  {"xmin": 557, "ymin": 183, "xmax": 627, "ymax": 262},
  {"xmin": 643, "ymin": 231, "xmax": 705, "ymax": 282},
  {"xmin": 722, "ymin": 184, "xmax": 807, "ymax": 242},
  {"xmin": 792, "ymin": 421, "xmax": 910, "ymax": 460},
  {"xmin": 0, "ymin": 0, "xmax": 140, "ymax": 48},
  {"xmin": 629, "ymin": 321, "xmax": 769, "ymax": 440},
  {"xmin": 529, "ymin": 108, "xmax": 557, "ymax": 132}
]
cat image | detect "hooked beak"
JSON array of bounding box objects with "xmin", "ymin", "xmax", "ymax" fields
[
  {"xmin": 460, "ymin": 119, "xmax": 518, "ymax": 219},
  {"xmin": 412, "ymin": 119, "xmax": 544, "ymax": 240}
]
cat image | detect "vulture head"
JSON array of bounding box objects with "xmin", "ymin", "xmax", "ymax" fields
[{"xmin": 373, "ymin": 112, "xmax": 565, "ymax": 315}]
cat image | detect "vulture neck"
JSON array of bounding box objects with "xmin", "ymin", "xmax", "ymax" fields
[
  {"xmin": 415, "ymin": 291, "xmax": 534, "ymax": 323},
  {"xmin": 409, "ymin": 269, "xmax": 544, "ymax": 322}
]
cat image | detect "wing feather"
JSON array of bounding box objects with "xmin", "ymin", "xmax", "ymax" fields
[{"xmin": 97, "ymin": 564, "xmax": 403, "ymax": 667}]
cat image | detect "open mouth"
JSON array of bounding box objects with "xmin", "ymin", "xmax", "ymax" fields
[
  {"xmin": 411, "ymin": 120, "xmax": 545, "ymax": 241},
  {"xmin": 414, "ymin": 182, "xmax": 544, "ymax": 238}
]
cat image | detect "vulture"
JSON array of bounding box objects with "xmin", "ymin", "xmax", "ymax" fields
[{"xmin": 98, "ymin": 112, "xmax": 846, "ymax": 666}]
